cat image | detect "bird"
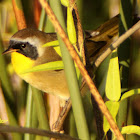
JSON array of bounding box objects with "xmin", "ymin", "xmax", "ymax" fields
[
  {"xmin": 3, "ymin": 28, "xmax": 71, "ymax": 100},
  {"xmin": 2, "ymin": 16, "xmax": 119, "ymax": 101}
]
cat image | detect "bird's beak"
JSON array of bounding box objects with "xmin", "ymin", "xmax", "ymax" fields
[{"xmin": 2, "ymin": 47, "xmax": 19, "ymax": 55}]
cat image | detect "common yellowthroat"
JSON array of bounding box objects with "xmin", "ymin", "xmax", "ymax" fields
[
  {"xmin": 3, "ymin": 16, "xmax": 119, "ymax": 100},
  {"xmin": 3, "ymin": 28, "xmax": 71, "ymax": 100}
]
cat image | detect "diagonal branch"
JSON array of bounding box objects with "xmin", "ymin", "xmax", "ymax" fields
[{"xmin": 39, "ymin": 0, "xmax": 124, "ymax": 139}]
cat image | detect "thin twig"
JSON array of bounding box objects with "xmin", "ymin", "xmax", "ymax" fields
[
  {"xmin": 39, "ymin": 0, "xmax": 124, "ymax": 139},
  {"xmin": 94, "ymin": 20, "xmax": 140, "ymax": 68},
  {"xmin": 86, "ymin": 14, "xmax": 119, "ymax": 66},
  {"xmin": 52, "ymin": 99, "xmax": 72, "ymax": 131},
  {"xmin": 0, "ymin": 125, "xmax": 79, "ymax": 140}
]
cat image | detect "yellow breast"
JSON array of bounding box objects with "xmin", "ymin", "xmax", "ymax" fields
[
  {"xmin": 11, "ymin": 52, "xmax": 70, "ymax": 100},
  {"xmin": 11, "ymin": 52, "xmax": 34, "ymax": 75}
]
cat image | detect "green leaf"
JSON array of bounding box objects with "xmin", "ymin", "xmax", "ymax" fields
[
  {"xmin": 105, "ymin": 50, "xmax": 121, "ymax": 101},
  {"xmin": 20, "ymin": 60, "xmax": 81, "ymax": 81},
  {"xmin": 119, "ymin": 61, "xmax": 129, "ymax": 67},
  {"xmin": 121, "ymin": 125, "xmax": 140, "ymax": 135},
  {"xmin": 20, "ymin": 61, "xmax": 64, "ymax": 74},
  {"xmin": 42, "ymin": 40, "xmax": 59, "ymax": 47},
  {"xmin": 67, "ymin": 7, "xmax": 77, "ymax": 44},
  {"xmin": 42, "ymin": 41, "xmax": 62, "ymax": 56},
  {"xmin": 61, "ymin": 0, "xmax": 69, "ymax": 7},
  {"xmin": 103, "ymin": 101, "xmax": 120, "ymax": 134},
  {"xmin": 53, "ymin": 46, "xmax": 62, "ymax": 57},
  {"xmin": 121, "ymin": 89, "xmax": 140, "ymax": 101},
  {"xmin": 66, "ymin": 6, "xmax": 81, "ymax": 82}
]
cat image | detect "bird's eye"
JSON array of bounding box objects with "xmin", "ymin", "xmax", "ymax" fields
[{"xmin": 20, "ymin": 44, "xmax": 26, "ymax": 48}]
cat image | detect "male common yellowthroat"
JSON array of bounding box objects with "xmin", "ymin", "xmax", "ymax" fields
[
  {"xmin": 3, "ymin": 16, "xmax": 118, "ymax": 100},
  {"xmin": 3, "ymin": 28, "xmax": 71, "ymax": 100}
]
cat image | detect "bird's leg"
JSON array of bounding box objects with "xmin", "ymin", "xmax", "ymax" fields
[{"xmin": 52, "ymin": 98, "xmax": 72, "ymax": 132}]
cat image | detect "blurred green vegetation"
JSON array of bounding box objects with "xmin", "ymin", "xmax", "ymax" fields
[{"xmin": 0, "ymin": 0, "xmax": 140, "ymax": 140}]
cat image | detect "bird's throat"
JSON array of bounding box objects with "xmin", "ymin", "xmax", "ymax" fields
[{"xmin": 11, "ymin": 52, "xmax": 34, "ymax": 75}]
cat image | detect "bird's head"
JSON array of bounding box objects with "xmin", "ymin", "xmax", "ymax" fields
[
  {"xmin": 3, "ymin": 28, "xmax": 48, "ymax": 60},
  {"xmin": 2, "ymin": 28, "xmax": 59, "ymax": 74}
]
